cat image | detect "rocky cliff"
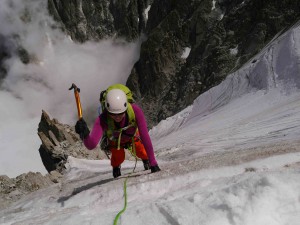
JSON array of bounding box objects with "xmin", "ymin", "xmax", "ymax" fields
[
  {"xmin": 37, "ymin": 110, "xmax": 105, "ymax": 173},
  {"xmin": 47, "ymin": 0, "xmax": 300, "ymax": 127},
  {"xmin": 47, "ymin": 0, "xmax": 152, "ymax": 42}
]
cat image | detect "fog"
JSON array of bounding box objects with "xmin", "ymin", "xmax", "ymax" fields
[{"xmin": 0, "ymin": 0, "xmax": 141, "ymax": 177}]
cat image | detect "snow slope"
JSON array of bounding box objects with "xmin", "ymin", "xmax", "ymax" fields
[{"xmin": 1, "ymin": 12, "xmax": 300, "ymax": 225}]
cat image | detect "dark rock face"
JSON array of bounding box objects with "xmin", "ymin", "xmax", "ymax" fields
[
  {"xmin": 48, "ymin": 0, "xmax": 300, "ymax": 127},
  {"xmin": 0, "ymin": 36, "xmax": 9, "ymax": 84},
  {"xmin": 48, "ymin": 0, "xmax": 152, "ymax": 42},
  {"xmin": 128, "ymin": 0, "xmax": 300, "ymax": 126}
]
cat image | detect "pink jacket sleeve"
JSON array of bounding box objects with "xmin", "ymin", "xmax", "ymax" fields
[
  {"xmin": 83, "ymin": 117, "xmax": 106, "ymax": 150},
  {"xmin": 132, "ymin": 104, "xmax": 158, "ymax": 166}
]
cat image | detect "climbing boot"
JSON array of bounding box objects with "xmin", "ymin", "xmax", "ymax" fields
[
  {"xmin": 142, "ymin": 159, "xmax": 150, "ymax": 170},
  {"xmin": 113, "ymin": 166, "xmax": 121, "ymax": 178},
  {"xmin": 150, "ymin": 165, "xmax": 161, "ymax": 173}
]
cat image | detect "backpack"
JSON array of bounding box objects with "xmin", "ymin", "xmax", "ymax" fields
[{"xmin": 99, "ymin": 84, "xmax": 137, "ymax": 150}]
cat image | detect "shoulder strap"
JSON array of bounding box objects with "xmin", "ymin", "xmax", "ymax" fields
[{"xmin": 126, "ymin": 103, "xmax": 136, "ymax": 126}]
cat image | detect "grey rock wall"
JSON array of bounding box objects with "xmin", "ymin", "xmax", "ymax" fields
[
  {"xmin": 48, "ymin": 0, "xmax": 152, "ymax": 42},
  {"xmin": 127, "ymin": 0, "xmax": 300, "ymax": 126},
  {"xmin": 48, "ymin": 0, "xmax": 300, "ymax": 127}
]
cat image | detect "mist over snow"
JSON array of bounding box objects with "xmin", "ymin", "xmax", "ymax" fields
[
  {"xmin": 1, "ymin": 8, "xmax": 300, "ymax": 225},
  {"xmin": 0, "ymin": 0, "xmax": 141, "ymax": 177}
]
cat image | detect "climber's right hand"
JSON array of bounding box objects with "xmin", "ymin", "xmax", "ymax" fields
[{"xmin": 75, "ymin": 118, "xmax": 90, "ymax": 139}]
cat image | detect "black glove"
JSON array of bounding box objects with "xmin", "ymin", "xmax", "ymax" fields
[
  {"xmin": 150, "ymin": 165, "xmax": 161, "ymax": 173},
  {"xmin": 75, "ymin": 118, "xmax": 90, "ymax": 139}
]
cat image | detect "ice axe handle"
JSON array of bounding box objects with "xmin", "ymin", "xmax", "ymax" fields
[{"xmin": 69, "ymin": 83, "xmax": 83, "ymax": 119}]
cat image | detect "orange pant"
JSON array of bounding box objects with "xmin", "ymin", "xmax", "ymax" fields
[{"xmin": 110, "ymin": 139, "xmax": 148, "ymax": 168}]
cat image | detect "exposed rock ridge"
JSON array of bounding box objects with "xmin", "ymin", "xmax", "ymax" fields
[
  {"xmin": 0, "ymin": 171, "xmax": 62, "ymax": 210},
  {"xmin": 38, "ymin": 110, "xmax": 104, "ymax": 173}
]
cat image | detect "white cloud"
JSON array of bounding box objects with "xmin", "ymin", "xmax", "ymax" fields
[{"xmin": 0, "ymin": 0, "xmax": 141, "ymax": 177}]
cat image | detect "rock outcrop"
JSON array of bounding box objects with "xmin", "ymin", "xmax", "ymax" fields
[
  {"xmin": 0, "ymin": 171, "xmax": 61, "ymax": 210},
  {"xmin": 38, "ymin": 110, "xmax": 105, "ymax": 173}
]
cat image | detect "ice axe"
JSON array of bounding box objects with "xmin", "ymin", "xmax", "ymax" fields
[{"xmin": 69, "ymin": 83, "xmax": 82, "ymax": 119}]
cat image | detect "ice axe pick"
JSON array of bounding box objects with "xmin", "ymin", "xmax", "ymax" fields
[{"xmin": 69, "ymin": 83, "xmax": 83, "ymax": 119}]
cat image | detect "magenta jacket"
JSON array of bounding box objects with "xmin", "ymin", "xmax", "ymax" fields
[{"xmin": 83, "ymin": 104, "xmax": 158, "ymax": 167}]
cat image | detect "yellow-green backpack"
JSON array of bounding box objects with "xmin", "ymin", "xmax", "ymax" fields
[{"xmin": 99, "ymin": 84, "xmax": 137, "ymax": 150}]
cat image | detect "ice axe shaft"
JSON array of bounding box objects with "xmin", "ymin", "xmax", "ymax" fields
[{"xmin": 69, "ymin": 83, "xmax": 82, "ymax": 119}]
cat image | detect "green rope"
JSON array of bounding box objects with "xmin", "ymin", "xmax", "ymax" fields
[{"xmin": 113, "ymin": 138, "xmax": 137, "ymax": 225}]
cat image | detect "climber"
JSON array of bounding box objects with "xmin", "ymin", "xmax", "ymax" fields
[{"xmin": 75, "ymin": 84, "xmax": 161, "ymax": 178}]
